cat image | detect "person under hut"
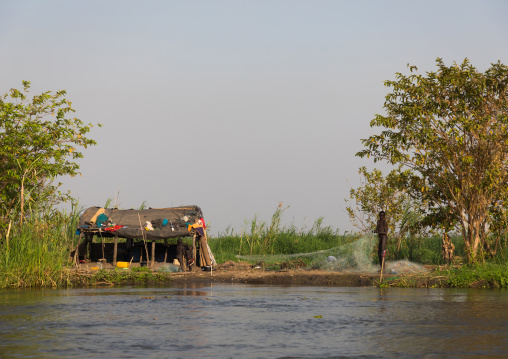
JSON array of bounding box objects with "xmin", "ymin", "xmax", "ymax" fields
[{"xmin": 374, "ymin": 211, "xmax": 388, "ymax": 271}]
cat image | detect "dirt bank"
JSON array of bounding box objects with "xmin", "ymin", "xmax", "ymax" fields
[{"xmin": 75, "ymin": 260, "xmax": 443, "ymax": 287}]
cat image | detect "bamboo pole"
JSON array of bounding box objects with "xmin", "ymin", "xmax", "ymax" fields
[{"xmin": 138, "ymin": 214, "xmax": 150, "ymax": 267}]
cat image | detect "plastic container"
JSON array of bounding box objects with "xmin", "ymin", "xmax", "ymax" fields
[{"xmin": 116, "ymin": 261, "xmax": 130, "ymax": 268}]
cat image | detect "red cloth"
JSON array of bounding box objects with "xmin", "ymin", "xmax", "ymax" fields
[{"xmin": 104, "ymin": 225, "xmax": 123, "ymax": 232}]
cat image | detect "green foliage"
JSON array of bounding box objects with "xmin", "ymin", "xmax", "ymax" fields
[
  {"xmin": 442, "ymin": 262, "xmax": 508, "ymax": 288},
  {"xmin": 346, "ymin": 166, "xmax": 427, "ymax": 253},
  {"xmin": 356, "ymin": 58, "xmax": 508, "ymax": 262},
  {"xmin": 385, "ymin": 235, "xmax": 464, "ymax": 265},
  {"xmin": 0, "ymin": 206, "xmax": 81, "ymax": 288},
  {"xmin": 0, "ymin": 81, "xmax": 100, "ymax": 229},
  {"xmin": 89, "ymin": 267, "xmax": 168, "ymax": 285}
]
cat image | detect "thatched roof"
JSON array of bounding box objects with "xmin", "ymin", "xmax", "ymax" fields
[{"xmin": 78, "ymin": 205, "xmax": 204, "ymax": 240}]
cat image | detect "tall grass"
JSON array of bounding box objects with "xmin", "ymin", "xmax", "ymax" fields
[
  {"xmin": 209, "ymin": 208, "xmax": 356, "ymax": 264},
  {"xmin": 209, "ymin": 207, "xmax": 472, "ymax": 267},
  {"xmin": 386, "ymin": 234, "xmax": 466, "ymax": 265},
  {"xmin": 0, "ymin": 206, "xmax": 80, "ymax": 288}
]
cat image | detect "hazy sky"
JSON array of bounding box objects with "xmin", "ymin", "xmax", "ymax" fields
[{"xmin": 1, "ymin": 0, "xmax": 507, "ymax": 235}]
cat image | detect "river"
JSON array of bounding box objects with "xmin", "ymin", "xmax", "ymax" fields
[{"xmin": 1, "ymin": 284, "xmax": 507, "ymax": 358}]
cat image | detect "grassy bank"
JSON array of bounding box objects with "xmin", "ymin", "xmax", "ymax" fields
[
  {"xmin": 1, "ymin": 206, "xmax": 508, "ymax": 288},
  {"xmin": 69, "ymin": 266, "xmax": 173, "ymax": 287},
  {"xmin": 0, "ymin": 209, "xmax": 79, "ymax": 288},
  {"xmin": 0, "ymin": 208, "xmax": 179, "ymax": 288},
  {"xmin": 438, "ymin": 248, "xmax": 508, "ymax": 288}
]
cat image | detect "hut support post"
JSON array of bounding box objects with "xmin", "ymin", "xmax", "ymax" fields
[
  {"xmin": 113, "ymin": 236, "xmax": 118, "ymax": 266},
  {"xmin": 87, "ymin": 234, "xmax": 93, "ymax": 261},
  {"xmin": 151, "ymin": 240, "xmax": 155, "ymax": 268},
  {"xmin": 83, "ymin": 234, "xmax": 88, "ymax": 260}
]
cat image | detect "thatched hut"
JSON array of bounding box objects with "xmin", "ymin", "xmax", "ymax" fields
[{"xmin": 75, "ymin": 205, "xmax": 214, "ymax": 269}]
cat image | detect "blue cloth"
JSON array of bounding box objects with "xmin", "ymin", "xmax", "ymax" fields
[{"xmin": 96, "ymin": 213, "xmax": 109, "ymax": 228}]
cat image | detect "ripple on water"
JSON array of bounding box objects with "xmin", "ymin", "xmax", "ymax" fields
[{"xmin": 1, "ymin": 286, "xmax": 508, "ymax": 358}]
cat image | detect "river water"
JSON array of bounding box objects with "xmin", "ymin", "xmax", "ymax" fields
[{"xmin": 1, "ymin": 284, "xmax": 508, "ymax": 358}]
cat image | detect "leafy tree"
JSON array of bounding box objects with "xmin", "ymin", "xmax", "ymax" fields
[
  {"xmin": 357, "ymin": 58, "xmax": 508, "ymax": 262},
  {"xmin": 345, "ymin": 166, "xmax": 425, "ymax": 253},
  {"xmin": 0, "ymin": 81, "xmax": 100, "ymax": 227}
]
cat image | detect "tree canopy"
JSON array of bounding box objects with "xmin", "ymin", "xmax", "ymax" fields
[
  {"xmin": 356, "ymin": 58, "xmax": 508, "ymax": 262},
  {"xmin": 0, "ymin": 81, "xmax": 100, "ymax": 227}
]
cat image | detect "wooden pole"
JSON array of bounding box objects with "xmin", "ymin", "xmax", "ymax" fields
[
  {"xmin": 151, "ymin": 240, "xmax": 155, "ymax": 268},
  {"xmin": 380, "ymin": 251, "xmax": 386, "ymax": 282},
  {"xmin": 192, "ymin": 233, "xmax": 197, "ymax": 268},
  {"xmin": 163, "ymin": 239, "xmax": 168, "ymax": 263},
  {"xmin": 100, "ymin": 230, "xmax": 105, "ymax": 260},
  {"xmin": 113, "ymin": 235, "xmax": 118, "ymax": 266},
  {"xmin": 199, "ymin": 235, "xmax": 211, "ymax": 266},
  {"xmin": 87, "ymin": 234, "xmax": 93, "ymax": 261}
]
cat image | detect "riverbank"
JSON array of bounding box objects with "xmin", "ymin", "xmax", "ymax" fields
[{"xmin": 69, "ymin": 260, "xmax": 452, "ymax": 288}]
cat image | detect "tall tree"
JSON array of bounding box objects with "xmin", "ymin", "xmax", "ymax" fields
[
  {"xmin": 356, "ymin": 58, "xmax": 508, "ymax": 262},
  {"xmin": 0, "ymin": 81, "xmax": 100, "ymax": 226}
]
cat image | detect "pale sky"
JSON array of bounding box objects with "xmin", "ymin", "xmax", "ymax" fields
[{"xmin": 1, "ymin": 0, "xmax": 507, "ymax": 235}]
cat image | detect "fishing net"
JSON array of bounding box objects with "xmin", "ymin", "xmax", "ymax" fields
[
  {"xmin": 158, "ymin": 264, "xmax": 181, "ymax": 273},
  {"xmin": 383, "ymin": 260, "xmax": 429, "ymax": 275},
  {"xmin": 236, "ymin": 234, "xmax": 429, "ymax": 274}
]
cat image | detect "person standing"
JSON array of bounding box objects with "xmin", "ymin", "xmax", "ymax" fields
[{"xmin": 374, "ymin": 211, "xmax": 388, "ymax": 270}]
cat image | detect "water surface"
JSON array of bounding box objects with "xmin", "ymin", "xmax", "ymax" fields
[{"xmin": 1, "ymin": 284, "xmax": 507, "ymax": 358}]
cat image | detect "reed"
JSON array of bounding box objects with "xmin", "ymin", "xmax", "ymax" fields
[
  {"xmin": 209, "ymin": 213, "xmax": 355, "ymax": 264},
  {"xmin": 209, "ymin": 207, "xmax": 470, "ymax": 267},
  {"xmin": 0, "ymin": 206, "xmax": 80, "ymax": 288},
  {"xmin": 385, "ymin": 234, "xmax": 465, "ymax": 265}
]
